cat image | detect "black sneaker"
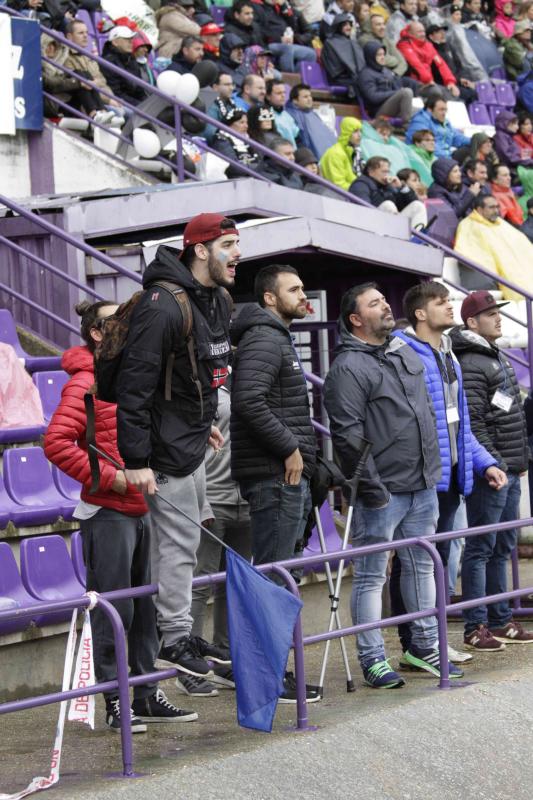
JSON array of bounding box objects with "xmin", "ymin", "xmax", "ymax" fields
[
  {"xmin": 211, "ymin": 665, "xmax": 235, "ymax": 690},
  {"xmin": 279, "ymin": 671, "xmax": 321, "ymax": 704},
  {"xmin": 190, "ymin": 636, "xmax": 232, "ymax": 665},
  {"xmin": 175, "ymin": 673, "xmax": 219, "ymax": 697},
  {"xmin": 155, "ymin": 637, "xmax": 211, "ymax": 677},
  {"xmin": 132, "ymin": 689, "xmax": 198, "ymax": 723},
  {"xmin": 105, "ymin": 696, "xmax": 147, "ymax": 734}
]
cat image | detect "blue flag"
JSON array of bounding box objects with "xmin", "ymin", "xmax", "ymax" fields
[{"xmin": 226, "ymin": 550, "xmax": 303, "ymax": 733}]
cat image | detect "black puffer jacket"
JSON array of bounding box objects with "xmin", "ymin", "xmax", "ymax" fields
[
  {"xmin": 230, "ymin": 303, "xmax": 316, "ymax": 482},
  {"xmin": 450, "ymin": 326, "xmax": 529, "ymax": 473},
  {"xmin": 116, "ymin": 246, "xmax": 231, "ymax": 477}
]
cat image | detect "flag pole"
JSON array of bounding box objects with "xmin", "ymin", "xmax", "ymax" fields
[{"xmin": 88, "ymin": 444, "xmax": 234, "ymax": 554}]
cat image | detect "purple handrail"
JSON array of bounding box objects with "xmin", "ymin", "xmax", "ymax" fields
[
  {"xmin": 0, "ymin": 279, "xmax": 79, "ymax": 334},
  {"xmin": 0, "ymin": 234, "xmax": 105, "ymax": 300}
]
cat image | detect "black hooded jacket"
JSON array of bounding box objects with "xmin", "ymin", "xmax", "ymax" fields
[
  {"xmin": 116, "ymin": 246, "xmax": 232, "ymax": 476},
  {"xmin": 449, "ymin": 326, "xmax": 529, "ymax": 473},
  {"xmin": 230, "ymin": 303, "xmax": 316, "ymax": 482},
  {"xmin": 358, "ymin": 40, "xmax": 417, "ymax": 115},
  {"xmin": 219, "ymin": 34, "xmax": 247, "ymax": 87},
  {"xmin": 321, "ymin": 14, "xmax": 365, "ymax": 90}
]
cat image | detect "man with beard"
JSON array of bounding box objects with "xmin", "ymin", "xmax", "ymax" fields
[
  {"xmin": 324, "ymin": 283, "xmax": 461, "ymax": 688},
  {"xmin": 117, "ymin": 214, "xmax": 239, "ymax": 683},
  {"xmin": 230, "ymin": 265, "xmax": 318, "ymax": 702}
]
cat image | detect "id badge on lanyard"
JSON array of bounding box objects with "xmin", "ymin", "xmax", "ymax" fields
[{"xmin": 491, "ymin": 389, "xmax": 513, "ymax": 413}]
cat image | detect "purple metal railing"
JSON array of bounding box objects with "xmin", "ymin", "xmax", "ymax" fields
[{"xmin": 2, "ymin": 515, "xmax": 533, "ymax": 781}]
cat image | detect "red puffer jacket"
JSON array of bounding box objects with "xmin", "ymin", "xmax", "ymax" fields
[
  {"xmin": 397, "ymin": 27, "xmax": 456, "ymax": 87},
  {"xmin": 44, "ymin": 345, "xmax": 147, "ymax": 517}
]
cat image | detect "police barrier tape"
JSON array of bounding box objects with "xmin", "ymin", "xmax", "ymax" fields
[{"xmin": 0, "ymin": 594, "xmax": 96, "ymax": 800}]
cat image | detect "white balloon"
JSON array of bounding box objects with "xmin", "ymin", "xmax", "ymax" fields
[
  {"xmin": 133, "ymin": 128, "xmax": 161, "ymax": 159},
  {"xmin": 176, "ymin": 73, "xmax": 200, "ymax": 105},
  {"xmin": 156, "ymin": 70, "xmax": 182, "ymax": 99}
]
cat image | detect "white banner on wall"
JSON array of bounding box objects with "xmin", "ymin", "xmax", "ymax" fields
[{"xmin": 0, "ymin": 15, "xmax": 15, "ymax": 136}]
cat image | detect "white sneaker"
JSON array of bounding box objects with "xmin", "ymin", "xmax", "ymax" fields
[
  {"xmin": 448, "ymin": 644, "xmax": 473, "ymax": 663},
  {"xmin": 109, "ymin": 114, "xmax": 125, "ymax": 127},
  {"xmin": 92, "ymin": 110, "xmax": 115, "ymax": 126}
]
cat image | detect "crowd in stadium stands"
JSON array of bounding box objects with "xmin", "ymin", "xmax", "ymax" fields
[{"xmin": 13, "ymin": 0, "xmax": 532, "ymax": 270}]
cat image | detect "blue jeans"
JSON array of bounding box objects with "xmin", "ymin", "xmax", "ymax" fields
[
  {"xmin": 463, "ymin": 473, "xmax": 521, "ymax": 633},
  {"xmin": 268, "ymin": 43, "xmax": 317, "ymax": 72},
  {"xmin": 351, "ymin": 488, "xmax": 439, "ymax": 669},
  {"xmin": 240, "ymin": 477, "xmax": 311, "ymax": 582}
]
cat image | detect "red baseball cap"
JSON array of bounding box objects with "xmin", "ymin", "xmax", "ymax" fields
[
  {"xmin": 460, "ymin": 290, "xmax": 508, "ymax": 324},
  {"xmin": 182, "ymin": 213, "xmax": 238, "ymax": 248},
  {"xmin": 200, "ymin": 22, "xmax": 223, "ymax": 35}
]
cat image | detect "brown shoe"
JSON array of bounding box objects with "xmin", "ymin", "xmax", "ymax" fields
[
  {"xmin": 489, "ymin": 621, "xmax": 533, "ymax": 644},
  {"xmin": 464, "ymin": 624, "xmax": 506, "ymax": 652}
]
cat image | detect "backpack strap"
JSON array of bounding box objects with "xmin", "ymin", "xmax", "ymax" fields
[
  {"xmin": 152, "ymin": 281, "xmax": 203, "ymax": 418},
  {"xmin": 84, "ymin": 389, "xmax": 101, "ymax": 494}
]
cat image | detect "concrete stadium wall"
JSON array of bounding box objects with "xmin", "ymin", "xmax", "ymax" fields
[{"xmin": 1, "ymin": 126, "xmax": 150, "ymax": 199}]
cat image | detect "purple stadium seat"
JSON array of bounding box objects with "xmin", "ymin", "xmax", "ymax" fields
[
  {"xmin": 299, "ymin": 62, "xmax": 348, "ymax": 96},
  {"xmin": 302, "ymin": 501, "xmax": 341, "ymax": 575},
  {"xmin": 424, "ymin": 199, "xmax": 459, "ymax": 247},
  {"xmin": 210, "ymin": 6, "xmax": 225, "ymax": 26},
  {"xmin": 490, "ymin": 66, "xmax": 506, "ymax": 80},
  {"xmin": 70, "ymin": 530, "xmax": 86, "ymax": 587},
  {"xmin": 0, "ymin": 310, "xmax": 62, "ymax": 372},
  {"xmin": 33, "ymin": 370, "xmax": 68, "ymax": 422},
  {"xmin": 0, "ymin": 472, "xmax": 50, "ymax": 529},
  {"xmin": 20, "ymin": 535, "xmax": 84, "ymax": 623},
  {"xmin": 489, "ymin": 105, "xmax": 506, "ymax": 125},
  {"xmin": 52, "ymin": 465, "xmax": 82, "ymax": 505},
  {"xmin": 0, "ymin": 542, "xmax": 40, "ymax": 634},
  {"xmin": 475, "ymin": 81, "xmax": 497, "ymax": 105},
  {"xmin": 468, "ymin": 102, "xmax": 492, "ymax": 126},
  {"xmin": 494, "ymin": 82, "xmax": 516, "ymax": 107},
  {"xmin": 0, "ymin": 422, "xmax": 46, "ymax": 445},
  {"xmin": 3, "ymin": 447, "xmax": 73, "ymax": 526}
]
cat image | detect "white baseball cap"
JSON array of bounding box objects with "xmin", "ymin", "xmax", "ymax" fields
[{"xmin": 108, "ymin": 26, "xmax": 136, "ymax": 41}]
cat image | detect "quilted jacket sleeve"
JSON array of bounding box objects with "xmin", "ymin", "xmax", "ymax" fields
[{"xmin": 44, "ymin": 372, "xmax": 117, "ymax": 492}]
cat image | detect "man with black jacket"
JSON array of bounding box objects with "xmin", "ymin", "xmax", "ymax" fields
[
  {"xmin": 230, "ymin": 263, "xmax": 318, "ymax": 702},
  {"xmin": 223, "ymin": 0, "xmax": 266, "ymax": 49},
  {"xmin": 349, "ymin": 156, "xmax": 427, "ymax": 229},
  {"xmin": 450, "ymin": 291, "xmax": 533, "ymax": 650},
  {"xmin": 101, "ymin": 26, "xmax": 148, "ymax": 108},
  {"xmin": 324, "ymin": 283, "xmax": 463, "ymax": 687},
  {"xmin": 116, "ymin": 213, "xmax": 240, "ymax": 681},
  {"xmin": 322, "ymin": 14, "xmax": 365, "ymax": 98}
]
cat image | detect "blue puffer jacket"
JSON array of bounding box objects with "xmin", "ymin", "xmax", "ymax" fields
[
  {"xmin": 406, "ymin": 107, "xmax": 470, "ymax": 158},
  {"xmin": 395, "ymin": 330, "xmax": 496, "ymax": 495}
]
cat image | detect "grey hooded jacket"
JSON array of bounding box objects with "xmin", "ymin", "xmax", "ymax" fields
[{"xmin": 323, "ymin": 321, "xmax": 441, "ymax": 506}]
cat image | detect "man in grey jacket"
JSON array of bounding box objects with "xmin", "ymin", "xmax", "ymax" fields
[{"xmin": 324, "ymin": 282, "xmax": 463, "ymax": 688}]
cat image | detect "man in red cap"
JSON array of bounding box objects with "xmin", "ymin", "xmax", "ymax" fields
[
  {"xmin": 116, "ymin": 213, "xmax": 240, "ymax": 689},
  {"xmin": 450, "ymin": 291, "xmax": 533, "ymax": 650},
  {"xmin": 200, "ymin": 21, "xmax": 223, "ymax": 59}
]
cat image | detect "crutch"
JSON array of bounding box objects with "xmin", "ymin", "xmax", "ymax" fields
[{"xmin": 316, "ymin": 438, "xmax": 372, "ymax": 695}]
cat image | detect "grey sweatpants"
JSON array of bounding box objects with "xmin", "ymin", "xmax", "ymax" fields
[{"xmin": 148, "ymin": 464, "xmax": 206, "ymax": 647}]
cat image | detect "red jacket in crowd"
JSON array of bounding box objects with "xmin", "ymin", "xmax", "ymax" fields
[
  {"xmin": 397, "ymin": 26, "xmax": 456, "ymax": 87},
  {"xmin": 44, "ymin": 345, "xmax": 147, "ymax": 517}
]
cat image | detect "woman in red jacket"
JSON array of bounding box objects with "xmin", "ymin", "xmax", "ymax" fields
[{"xmin": 44, "ymin": 300, "xmax": 196, "ymax": 732}]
